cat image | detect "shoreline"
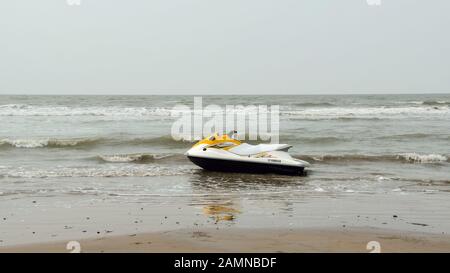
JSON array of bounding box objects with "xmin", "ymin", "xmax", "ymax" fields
[{"xmin": 2, "ymin": 227, "xmax": 450, "ymax": 253}]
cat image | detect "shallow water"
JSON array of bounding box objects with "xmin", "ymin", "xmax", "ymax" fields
[{"xmin": 1, "ymin": 94, "xmax": 449, "ymax": 245}]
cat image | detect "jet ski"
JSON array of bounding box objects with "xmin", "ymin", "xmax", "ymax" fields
[{"xmin": 185, "ymin": 131, "xmax": 310, "ymax": 175}]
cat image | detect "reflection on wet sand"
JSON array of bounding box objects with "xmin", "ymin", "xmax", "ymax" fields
[
  {"xmin": 188, "ymin": 170, "xmax": 309, "ymax": 223},
  {"xmin": 189, "ymin": 169, "xmax": 305, "ymax": 191},
  {"xmin": 203, "ymin": 205, "xmax": 240, "ymax": 223}
]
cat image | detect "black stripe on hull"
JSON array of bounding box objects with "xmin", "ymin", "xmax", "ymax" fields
[{"xmin": 188, "ymin": 156, "xmax": 305, "ymax": 176}]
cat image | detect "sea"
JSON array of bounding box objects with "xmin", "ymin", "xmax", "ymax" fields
[{"xmin": 1, "ymin": 94, "xmax": 449, "ymax": 245}]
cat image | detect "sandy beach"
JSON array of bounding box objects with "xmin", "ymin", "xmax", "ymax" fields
[{"xmin": 3, "ymin": 227, "xmax": 450, "ymax": 253}]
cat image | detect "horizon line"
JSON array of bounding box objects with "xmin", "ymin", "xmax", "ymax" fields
[{"xmin": 0, "ymin": 92, "xmax": 449, "ymax": 96}]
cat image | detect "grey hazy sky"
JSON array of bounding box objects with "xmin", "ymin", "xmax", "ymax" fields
[{"xmin": 0, "ymin": 0, "xmax": 449, "ymax": 95}]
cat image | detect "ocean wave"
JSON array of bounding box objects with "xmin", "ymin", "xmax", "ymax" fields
[
  {"xmin": 291, "ymin": 102, "xmax": 335, "ymax": 107},
  {"xmin": 290, "ymin": 136, "xmax": 343, "ymax": 144},
  {"xmin": 396, "ymin": 153, "xmax": 448, "ymax": 164},
  {"xmin": 0, "ymin": 165, "xmax": 194, "ymax": 178},
  {"xmin": 283, "ymin": 106, "xmax": 450, "ymax": 120},
  {"xmin": 1, "ymin": 104, "xmax": 449, "ymax": 120},
  {"xmin": 127, "ymin": 135, "xmax": 196, "ymax": 146},
  {"xmin": 0, "ymin": 135, "xmax": 193, "ymax": 149},
  {"xmin": 296, "ymin": 153, "xmax": 449, "ymax": 164},
  {"xmin": 97, "ymin": 154, "xmax": 157, "ymax": 163},
  {"xmin": 0, "ymin": 104, "xmax": 173, "ymax": 118},
  {"xmin": 96, "ymin": 153, "xmax": 186, "ymax": 163},
  {"xmin": 0, "ymin": 137, "xmax": 104, "ymax": 148},
  {"xmin": 375, "ymin": 133, "xmax": 433, "ymax": 140},
  {"xmin": 421, "ymin": 100, "xmax": 450, "ymax": 106}
]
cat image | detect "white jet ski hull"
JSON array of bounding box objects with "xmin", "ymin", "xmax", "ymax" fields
[{"xmin": 187, "ymin": 155, "xmax": 306, "ymax": 175}]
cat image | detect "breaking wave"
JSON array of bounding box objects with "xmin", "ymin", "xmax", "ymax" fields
[
  {"xmin": 0, "ymin": 135, "xmax": 193, "ymax": 149},
  {"xmin": 396, "ymin": 153, "xmax": 448, "ymax": 164},
  {"xmin": 1, "ymin": 104, "xmax": 449, "ymax": 120},
  {"xmin": 297, "ymin": 153, "xmax": 449, "ymax": 164},
  {"xmin": 0, "ymin": 104, "xmax": 173, "ymax": 119},
  {"xmin": 0, "ymin": 138, "xmax": 104, "ymax": 148},
  {"xmin": 0, "ymin": 165, "xmax": 194, "ymax": 178},
  {"xmin": 291, "ymin": 102, "xmax": 336, "ymax": 107},
  {"xmin": 282, "ymin": 106, "xmax": 450, "ymax": 120},
  {"xmin": 421, "ymin": 100, "xmax": 450, "ymax": 106},
  {"xmin": 96, "ymin": 153, "xmax": 186, "ymax": 164},
  {"xmin": 97, "ymin": 154, "xmax": 158, "ymax": 163}
]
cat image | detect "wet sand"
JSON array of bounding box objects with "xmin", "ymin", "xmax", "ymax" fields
[
  {"xmin": 1, "ymin": 183, "xmax": 450, "ymax": 253},
  {"xmin": 2, "ymin": 227, "xmax": 450, "ymax": 253}
]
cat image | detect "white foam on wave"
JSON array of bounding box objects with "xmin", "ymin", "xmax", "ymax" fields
[
  {"xmin": 99, "ymin": 153, "xmax": 175, "ymax": 163},
  {"xmin": 1, "ymin": 104, "xmax": 449, "ymax": 120},
  {"xmin": 99, "ymin": 155, "xmax": 145, "ymax": 163},
  {"xmin": 397, "ymin": 153, "xmax": 448, "ymax": 163},
  {"xmin": 376, "ymin": 175, "xmax": 390, "ymax": 182},
  {"xmin": 0, "ymin": 137, "xmax": 101, "ymax": 148},
  {"xmin": 301, "ymin": 153, "xmax": 449, "ymax": 164},
  {"xmin": 1, "ymin": 165, "xmax": 194, "ymax": 178},
  {"xmin": 0, "ymin": 104, "xmax": 173, "ymax": 118},
  {"xmin": 0, "ymin": 139, "xmax": 48, "ymax": 148},
  {"xmin": 283, "ymin": 106, "xmax": 450, "ymax": 120}
]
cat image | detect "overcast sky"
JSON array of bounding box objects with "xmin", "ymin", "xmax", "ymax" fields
[{"xmin": 0, "ymin": 0, "xmax": 449, "ymax": 95}]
